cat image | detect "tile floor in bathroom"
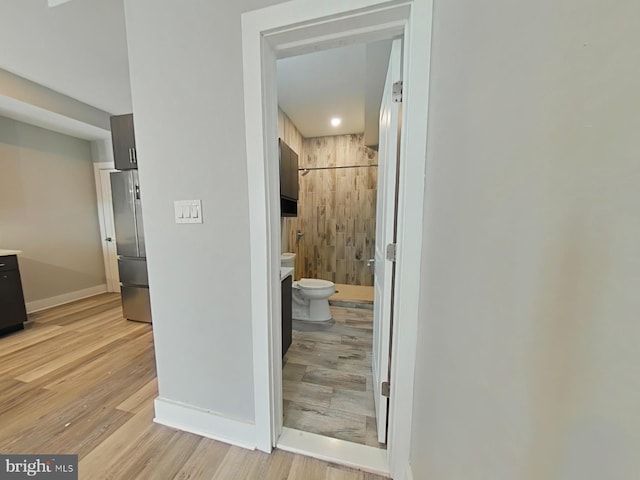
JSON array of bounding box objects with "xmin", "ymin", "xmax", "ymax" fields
[{"xmin": 282, "ymin": 303, "xmax": 385, "ymax": 449}]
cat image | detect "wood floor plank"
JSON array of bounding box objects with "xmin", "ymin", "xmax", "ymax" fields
[
  {"xmin": 116, "ymin": 377, "xmax": 158, "ymax": 413},
  {"xmin": 0, "ymin": 293, "xmax": 389, "ymax": 479},
  {"xmin": 326, "ymin": 466, "xmax": 365, "ymax": 480},
  {"xmin": 15, "ymin": 322, "xmax": 148, "ymax": 383},
  {"xmin": 210, "ymin": 446, "xmax": 271, "ymax": 480},
  {"xmin": 0, "ymin": 324, "xmax": 65, "ymax": 358},
  {"xmin": 78, "ymin": 403, "xmax": 155, "ymax": 475},
  {"xmin": 287, "ymin": 455, "xmax": 328, "ymax": 480},
  {"xmin": 119, "ymin": 429, "xmax": 203, "ymax": 480},
  {"xmin": 172, "ymin": 437, "xmax": 231, "ymax": 480}
]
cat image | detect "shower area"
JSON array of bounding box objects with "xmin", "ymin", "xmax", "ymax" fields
[{"xmin": 280, "ymin": 110, "xmax": 378, "ymax": 301}]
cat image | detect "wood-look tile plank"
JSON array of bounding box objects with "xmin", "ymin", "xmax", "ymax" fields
[
  {"xmin": 364, "ymin": 416, "xmax": 385, "ymax": 449},
  {"xmin": 284, "ymin": 401, "xmax": 367, "ymax": 443},
  {"xmin": 331, "ymin": 388, "xmax": 375, "ymax": 417},
  {"xmin": 283, "ymin": 379, "xmax": 333, "ymax": 409},
  {"xmin": 302, "ymin": 366, "xmax": 366, "ymax": 392},
  {"xmin": 283, "ymin": 361, "xmax": 307, "ymax": 382},
  {"xmin": 284, "ymin": 305, "xmax": 382, "ymax": 447},
  {"xmin": 286, "ymin": 350, "xmax": 339, "ymax": 370}
]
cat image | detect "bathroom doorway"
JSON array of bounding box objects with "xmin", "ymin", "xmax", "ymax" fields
[
  {"xmin": 276, "ymin": 36, "xmax": 402, "ymax": 455},
  {"xmin": 241, "ymin": 1, "xmax": 431, "ymax": 476}
]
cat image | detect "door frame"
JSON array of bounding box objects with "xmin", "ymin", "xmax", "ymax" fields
[
  {"xmin": 93, "ymin": 161, "xmax": 119, "ymax": 293},
  {"xmin": 241, "ymin": 1, "xmax": 432, "ymax": 478}
]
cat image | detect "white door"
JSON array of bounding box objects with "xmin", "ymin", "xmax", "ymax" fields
[
  {"xmin": 372, "ymin": 38, "xmax": 402, "ymax": 444},
  {"xmin": 94, "ymin": 165, "xmax": 120, "ymax": 292}
]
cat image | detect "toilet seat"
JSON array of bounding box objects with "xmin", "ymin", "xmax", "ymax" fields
[{"xmin": 297, "ymin": 278, "xmax": 334, "ymax": 289}]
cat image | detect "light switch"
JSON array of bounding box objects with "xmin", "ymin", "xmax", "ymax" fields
[{"xmin": 174, "ymin": 200, "xmax": 203, "ymax": 224}]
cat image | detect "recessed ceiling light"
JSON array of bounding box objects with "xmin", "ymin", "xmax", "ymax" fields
[{"xmin": 331, "ymin": 117, "xmax": 342, "ymax": 127}]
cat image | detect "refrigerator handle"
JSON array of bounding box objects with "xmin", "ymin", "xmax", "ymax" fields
[{"xmin": 132, "ymin": 182, "xmax": 141, "ymax": 257}]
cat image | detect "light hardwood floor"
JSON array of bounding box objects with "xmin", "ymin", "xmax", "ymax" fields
[
  {"xmin": 0, "ymin": 293, "xmax": 388, "ymax": 479},
  {"xmin": 283, "ymin": 305, "xmax": 384, "ymax": 448}
]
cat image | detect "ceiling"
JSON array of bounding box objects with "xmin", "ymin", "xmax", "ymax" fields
[
  {"xmin": 0, "ymin": 1, "xmax": 390, "ymax": 143},
  {"xmin": 277, "ymin": 41, "xmax": 391, "ymax": 141},
  {"xmin": 0, "ymin": 0, "xmax": 132, "ymax": 115}
]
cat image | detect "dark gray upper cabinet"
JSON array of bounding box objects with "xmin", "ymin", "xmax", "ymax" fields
[
  {"xmin": 111, "ymin": 114, "xmax": 138, "ymax": 170},
  {"xmin": 279, "ymin": 139, "xmax": 299, "ymax": 217},
  {"xmin": 279, "ymin": 139, "xmax": 299, "ymax": 200}
]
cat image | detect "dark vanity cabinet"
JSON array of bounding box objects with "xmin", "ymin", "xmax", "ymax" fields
[
  {"xmin": 111, "ymin": 113, "xmax": 138, "ymax": 170},
  {"xmin": 0, "ymin": 255, "xmax": 27, "ymax": 335},
  {"xmin": 282, "ymin": 275, "xmax": 292, "ymax": 357}
]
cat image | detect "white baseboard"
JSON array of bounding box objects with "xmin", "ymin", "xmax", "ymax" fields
[
  {"xmin": 154, "ymin": 397, "xmax": 256, "ymax": 450},
  {"xmin": 26, "ymin": 284, "xmax": 108, "ymax": 313}
]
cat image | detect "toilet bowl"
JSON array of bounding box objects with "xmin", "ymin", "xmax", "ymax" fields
[{"xmin": 292, "ymin": 278, "xmax": 335, "ymax": 322}]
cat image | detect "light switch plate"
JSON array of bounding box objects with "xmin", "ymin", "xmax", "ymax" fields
[{"xmin": 174, "ymin": 200, "xmax": 202, "ymax": 224}]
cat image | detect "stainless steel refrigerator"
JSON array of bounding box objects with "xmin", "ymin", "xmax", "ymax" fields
[{"xmin": 110, "ymin": 170, "xmax": 152, "ymax": 323}]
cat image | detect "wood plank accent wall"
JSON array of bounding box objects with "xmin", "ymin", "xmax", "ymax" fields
[
  {"xmin": 277, "ymin": 109, "xmax": 378, "ymax": 285},
  {"xmin": 289, "ymin": 133, "xmax": 378, "ymax": 286}
]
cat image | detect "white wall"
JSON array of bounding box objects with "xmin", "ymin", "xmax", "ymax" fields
[
  {"xmin": 411, "ymin": 1, "xmax": 640, "ymax": 479},
  {"xmin": 123, "ymin": 0, "xmax": 286, "ymax": 423},
  {"xmin": 0, "ymin": 116, "xmax": 106, "ymax": 304}
]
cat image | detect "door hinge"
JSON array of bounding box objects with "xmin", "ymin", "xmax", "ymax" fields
[
  {"xmin": 386, "ymin": 243, "xmax": 397, "ymax": 262},
  {"xmin": 382, "ymin": 381, "xmax": 391, "ymax": 398},
  {"xmin": 392, "ymin": 81, "xmax": 403, "ymax": 103}
]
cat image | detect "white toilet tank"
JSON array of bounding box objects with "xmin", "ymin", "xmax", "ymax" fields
[{"xmin": 281, "ymin": 252, "xmax": 296, "ymax": 268}]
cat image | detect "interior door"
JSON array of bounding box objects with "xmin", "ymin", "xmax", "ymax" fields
[
  {"xmin": 98, "ymin": 169, "xmax": 120, "ymax": 292},
  {"xmin": 372, "ymin": 38, "xmax": 402, "ymax": 444}
]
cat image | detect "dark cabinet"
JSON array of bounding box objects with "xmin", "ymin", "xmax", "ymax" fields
[
  {"xmin": 281, "ymin": 275, "xmax": 292, "ymax": 357},
  {"xmin": 0, "ymin": 255, "xmax": 27, "ymax": 335},
  {"xmin": 111, "ymin": 114, "xmax": 138, "ymax": 170},
  {"xmin": 279, "ymin": 139, "xmax": 298, "ymax": 217}
]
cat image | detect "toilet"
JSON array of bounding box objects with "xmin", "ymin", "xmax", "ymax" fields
[{"xmin": 281, "ymin": 253, "xmax": 335, "ymax": 322}]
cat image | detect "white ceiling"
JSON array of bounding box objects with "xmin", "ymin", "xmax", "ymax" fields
[
  {"xmin": 278, "ymin": 45, "xmax": 366, "ymax": 138},
  {"xmin": 277, "ymin": 41, "xmax": 390, "ymax": 141},
  {"xmin": 0, "ymin": 0, "xmax": 132, "ymax": 115},
  {"xmin": 0, "ymin": 1, "xmax": 390, "ymax": 143}
]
